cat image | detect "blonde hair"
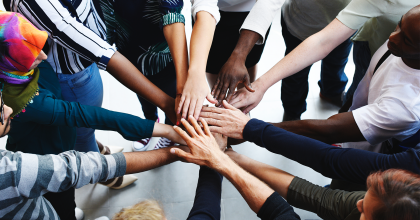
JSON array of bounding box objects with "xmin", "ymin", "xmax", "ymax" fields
[{"xmin": 112, "ymin": 200, "xmax": 166, "ymax": 220}]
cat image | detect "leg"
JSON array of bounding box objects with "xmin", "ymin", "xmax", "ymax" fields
[
  {"xmin": 57, "ymin": 63, "xmax": 103, "ymax": 153},
  {"xmin": 280, "ymin": 13, "xmax": 311, "ymax": 119},
  {"xmin": 44, "ymin": 188, "xmax": 76, "ymax": 220},
  {"xmin": 319, "ymin": 37, "xmax": 352, "ymax": 103},
  {"xmin": 344, "ymin": 41, "xmax": 371, "ymax": 103}
]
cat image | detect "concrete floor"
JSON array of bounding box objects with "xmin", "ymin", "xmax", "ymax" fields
[{"xmin": 0, "ymin": 1, "xmax": 356, "ymax": 219}]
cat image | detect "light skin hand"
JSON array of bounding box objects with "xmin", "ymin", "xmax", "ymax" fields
[
  {"xmin": 199, "ymin": 100, "xmax": 250, "ymax": 139},
  {"xmin": 178, "ymin": 11, "xmax": 217, "ymax": 121},
  {"xmin": 229, "ymin": 81, "xmax": 266, "ymax": 114},
  {"xmin": 152, "ymin": 123, "xmax": 186, "ymax": 145}
]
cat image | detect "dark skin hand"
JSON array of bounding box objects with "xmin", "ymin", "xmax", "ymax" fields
[
  {"xmin": 212, "ymin": 30, "xmax": 260, "ymax": 105},
  {"xmin": 106, "ymin": 51, "xmax": 177, "ymax": 124}
]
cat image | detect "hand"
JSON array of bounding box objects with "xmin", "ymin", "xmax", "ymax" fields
[
  {"xmin": 199, "ymin": 100, "xmax": 250, "ymax": 139},
  {"xmin": 162, "ymin": 98, "xmax": 178, "ymax": 125},
  {"xmin": 170, "ymin": 116, "xmax": 227, "ymax": 169},
  {"xmin": 229, "ymin": 82, "xmax": 265, "ymax": 114},
  {"xmin": 177, "ymin": 74, "xmax": 217, "ymax": 122},
  {"xmin": 211, "ymin": 57, "xmax": 255, "ymax": 105},
  {"xmin": 212, "ymin": 132, "xmax": 228, "ymax": 151},
  {"xmin": 166, "ymin": 126, "xmax": 187, "ymax": 145},
  {"xmin": 175, "ymin": 93, "xmax": 182, "ymax": 124}
]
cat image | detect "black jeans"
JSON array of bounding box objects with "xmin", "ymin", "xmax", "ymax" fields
[
  {"xmin": 281, "ymin": 14, "xmax": 352, "ymax": 118},
  {"xmin": 137, "ymin": 63, "xmax": 176, "ymax": 125},
  {"xmin": 44, "ymin": 188, "xmax": 76, "ymax": 220}
]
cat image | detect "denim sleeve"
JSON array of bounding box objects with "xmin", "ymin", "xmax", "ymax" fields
[
  {"xmin": 243, "ymin": 119, "xmax": 420, "ymax": 185},
  {"xmin": 22, "ymin": 92, "xmax": 155, "ymax": 140},
  {"xmin": 188, "ymin": 166, "xmax": 223, "ymax": 220}
]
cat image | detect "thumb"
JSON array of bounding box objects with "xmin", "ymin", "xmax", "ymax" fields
[
  {"xmin": 222, "ymin": 100, "xmax": 238, "ymax": 111},
  {"xmin": 170, "ymin": 147, "xmax": 190, "ymax": 159},
  {"xmin": 206, "ymin": 93, "xmax": 218, "ymax": 104},
  {"xmin": 244, "ymin": 78, "xmax": 255, "ymax": 93}
]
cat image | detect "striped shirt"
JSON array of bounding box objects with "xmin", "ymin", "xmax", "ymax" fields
[
  {"xmin": 4, "ymin": 0, "xmax": 116, "ymax": 74},
  {"xmin": 0, "ymin": 150, "xmax": 126, "ymax": 220}
]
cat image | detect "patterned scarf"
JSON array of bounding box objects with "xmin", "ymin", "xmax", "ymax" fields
[{"xmin": 0, "ymin": 11, "xmax": 48, "ymax": 84}]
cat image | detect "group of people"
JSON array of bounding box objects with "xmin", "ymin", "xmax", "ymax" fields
[{"xmin": 0, "ymin": 0, "xmax": 419, "ymax": 219}]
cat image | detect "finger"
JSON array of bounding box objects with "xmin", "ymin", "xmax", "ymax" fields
[
  {"xmin": 180, "ymin": 118, "xmax": 199, "ymax": 138},
  {"xmin": 187, "ymin": 99, "xmax": 197, "ymax": 119},
  {"xmin": 243, "ymin": 77, "xmax": 255, "ymax": 92},
  {"xmin": 225, "ymin": 82, "xmax": 239, "ymax": 103},
  {"xmin": 177, "ymin": 95, "xmax": 186, "ymax": 114},
  {"xmin": 199, "ymin": 111, "xmax": 224, "ymax": 120},
  {"xmin": 174, "ymin": 125, "xmax": 193, "ymax": 140},
  {"xmin": 193, "ymin": 98, "xmax": 204, "ymax": 120},
  {"xmin": 211, "ymin": 77, "xmax": 221, "ymax": 96},
  {"xmin": 222, "ymin": 100, "xmax": 239, "ymax": 111},
  {"xmin": 207, "ymin": 126, "xmax": 225, "ymax": 135},
  {"xmin": 213, "ymin": 76, "xmax": 225, "ymax": 105},
  {"xmin": 206, "ymin": 93, "xmax": 218, "ymax": 104},
  {"xmin": 189, "ymin": 115, "xmax": 204, "ymax": 136},
  {"xmin": 201, "ymin": 106, "xmax": 225, "ymax": 114},
  {"xmin": 216, "ymin": 81, "xmax": 230, "ymax": 106},
  {"xmin": 170, "ymin": 147, "xmax": 193, "ymax": 160},
  {"xmin": 181, "ymin": 98, "xmax": 191, "ymax": 119},
  {"xmin": 199, "ymin": 117, "xmax": 211, "ymax": 136},
  {"xmin": 231, "ymin": 98, "xmax": 249, "ymax": 109},
  {"xmin": 201, "ymin": 117, "xmax": 223, "ymax": 127}
]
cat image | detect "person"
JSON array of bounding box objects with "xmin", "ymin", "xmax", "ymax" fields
[
  {"xmin": 227, "ymin": 1, "xmax": 418, "ymax": 115},
  {"xmin": 0, "ymin": 11, "xmax": 185, "ymax": 219},
  {"xmin": 170, "ymin": 117, "xmax": 420, "ymax": 220},
  {"xmin": 226, "ymin": 149, "xmax": 420, "ymax": 220},
  {"xmin": 99, "ymin": 0, "xmax": 189, "ymax": 151},
  {"xmin": 4, "ymin": 0, "xmax": 179, "ymax": 154}
]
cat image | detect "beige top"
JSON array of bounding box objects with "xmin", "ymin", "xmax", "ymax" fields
[{"xmin": 336, "ymin": 0, "xmax": 417, "ymax": 56}]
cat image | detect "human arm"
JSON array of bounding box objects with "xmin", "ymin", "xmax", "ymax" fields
[
  {"xmin": 178, "ymin": 11, "xmax": 217, "ymax": 120},
  {"xmin": 187, "ymin": 166, "xmax": 223, "ymax": 220},
  {"xmin": 230, "ymin": 19, "xmax": 356, "ymax": 112},
  {"xmin": 227, "ymin": 150, "xmax": 364, "ymax": 220},
  {"xmin": 170, "ymin": 117, "xmax": 300, "ymax": 219}
]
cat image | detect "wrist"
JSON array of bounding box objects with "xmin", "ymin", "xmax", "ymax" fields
[
  {"xmin": 208, "ymin": 152, "xmax": 233, "ymax": 173},
  {"xmin": 230, "ymin": 49, "xmax": 248, "ymax": 61}
]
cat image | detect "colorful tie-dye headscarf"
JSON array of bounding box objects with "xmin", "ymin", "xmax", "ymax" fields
[{"xmin": 0, "ymin": 11, "xmax": 48, "ymax": 84}]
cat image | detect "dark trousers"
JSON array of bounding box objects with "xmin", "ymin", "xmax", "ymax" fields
[
  {"xmin": 343, "ymin": 41, "xmax": 371, "ymax": 103},
  {"xmin": 281, "ymin": 14, "xmax": 352, "ymax": 118},
  {"xmin": 188, "ymin": 166, "xmax": 223, "ymax": 220},
  {"xmin": 137, "ymin": 63, "xmax": 177, "ymax": 126},
  {"xmin": 44, "ymin": 188, "xmax": 76, "ymax": 220}
]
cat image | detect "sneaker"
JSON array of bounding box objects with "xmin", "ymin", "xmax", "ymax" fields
[
  {"xmin": 154, "ymin": 137, "xmax": 176, "ymax": 150},
  {"xmin": 75, "ymin": 207, "xmax": 84, "ymax": 220},
  {"xmin": 132, "ymin": 138, "xmax": 152, "ymax": 151}
]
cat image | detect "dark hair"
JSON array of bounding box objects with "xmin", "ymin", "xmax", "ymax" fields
[{"xmin": 367, "ymin": 169, "xmax": 420, "ymax": 220}]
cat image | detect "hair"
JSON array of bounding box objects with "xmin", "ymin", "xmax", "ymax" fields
[
  {"xmin": 112, "ymin": 200, "xmax": 165, "ymax": 220},
  {"xmin": 367, "ymin": 169, "xmax": 420, "ymax": 220}
]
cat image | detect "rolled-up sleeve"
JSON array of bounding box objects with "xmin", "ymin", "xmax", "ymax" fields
[
  {"xmin": 160, "ymin": 0, "xmax": 185, "ymax": 26},
  {"xmin": 13, "ymin": 0, "xmax": 115, "ymax": 70},
  {"xmin": 190, "ymin": 0, "xmax": 220, "ymax": 24}
]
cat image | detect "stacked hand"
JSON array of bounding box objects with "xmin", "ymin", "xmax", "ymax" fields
[
  {"xmin": 229, "ymin": 82, "xmax": 265, "ymax": 114},
  {"xmin": 211, "ymin": 58, "xmax": 255, "ymax": 105},
  {"xmin": 171, "ymin": 116, "xmax": 227, "ymax": 169}
]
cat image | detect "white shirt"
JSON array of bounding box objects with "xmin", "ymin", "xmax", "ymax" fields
[
  {"xmin": 190, "ymin": 0, "xmax": 256, "ymax": 24},
  {"xmin": 349, "ymin": 41, "xmax": 420, "ymax": 148}
]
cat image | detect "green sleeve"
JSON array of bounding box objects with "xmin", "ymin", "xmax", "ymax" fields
[
  {"xmin": 20, "ymin": 91, "xmax": 155, "ymax": 141},
  {"xmin": 287, "ymin": 177, "xmax": 365, "ymax": 220}
]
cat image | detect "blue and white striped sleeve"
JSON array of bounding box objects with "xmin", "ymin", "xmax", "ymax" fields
[
  {"xmin": 0, "ymin": 150, "xmax": 125, "ymax": 201},
  {"xmin": 10, "ymin": 0, "xmax": 115, "ymax": 70}
]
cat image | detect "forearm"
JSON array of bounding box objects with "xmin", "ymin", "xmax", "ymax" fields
[
  {"xmin": 124, "ymin": 147, "xmax": 181, "ymax": 174},
  {"xmin": 107, "ymin": 51, "xmax": 174, "ymax": 111},
  {"xmin": 216, "ymin": 154, "xmax": 274, "ymax": 213},
  {"xmin": 228, "ymin": 30, "xmax": 261, "ymax": 63},
  {"xmin": 163, "ymin": 23, "xmax": 189, "ymax": 92},
  {"xmin": 228, "ymin": 152, "xmax": 294, "ymax": 199},
  {"xmin": 270, "ymin": 112, "xmax": 364, "ymax": 144},
  {"xmin": 254, "ymin": 19, "xmax": 356, "ymax": 91},
  {"xmin": 189, "ymin": 11, "xmax": 216, "ymax": 74}
]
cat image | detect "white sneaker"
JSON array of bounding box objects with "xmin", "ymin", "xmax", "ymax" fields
[
  {"xmin": 154, "ymin": 137, "xmax": 176, "ymax": 150},
  {"xmin": 75, "ymin": 207, "xmax": 84, "ymax": 220},
  {"xmin": 95, "ymin": 217, "xmax": 110, "ymax": 220},
  {"xmin": 132, "ymin": 138, "xmax": 152, "ymax": 151}
]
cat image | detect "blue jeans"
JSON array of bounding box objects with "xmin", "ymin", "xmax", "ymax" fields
[
  {"xmin": 281, "ymin": 14, "xmax": 352, "ymax": 118},
  {"xmin": 57, "ymin": 63, "xmax": 103, "ymax": 153},
  {"xmin": 137, "ymin": 63, "xmax": 176, "ymax": 126},
  {"xmin": 344, "ymin": 41, "xmax": 371, "ymax": 103}
]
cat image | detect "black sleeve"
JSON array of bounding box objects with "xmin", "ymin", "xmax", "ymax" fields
[{"xmin": 257, "ymin": 192, "xmax": 301, "ymax": 220}]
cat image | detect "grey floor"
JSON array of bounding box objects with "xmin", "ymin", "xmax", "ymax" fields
[{"xmin": 0, "ymin": 2, "xmax": 356, "ymax": 220}]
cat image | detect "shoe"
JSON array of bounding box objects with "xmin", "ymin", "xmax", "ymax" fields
[
  {"xmin": 154, "ymin": 137, "xmax": 176, "ymax": 150},
  {"xmin": 282, "ymin": 112, "xmax": 301, "ymax": 122},
  {"xmin": 132, "ymin": 138, "xmax": 152, "ymax": 151},
  {"xmin": 319, "ymin": 92, "xmax": 342, "ymax": 107},
  {"xmin": 100, "ymin": 145, "xmax": 124, "ymax": 155},
  {"xmin": 75, "ymin": 207, "xmax": 84, "ymax": 220},
  {"xmin": 95, "ymin": 217, "xmax": 110, "ymax": 220},
  {"xmin": 100, "ymin": 174, "xmax": 138, "ymax": 190}
]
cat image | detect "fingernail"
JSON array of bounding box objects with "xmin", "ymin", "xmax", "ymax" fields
[
  {"xmin": 170, "ymin": 148, "xmax": 176, "ymax": 154},
  {"xmin": 176, "ymin": 121, "xmax": 180, "ymax": 126},
  {"xmin": 181, "ymin": 118, "xmax": 185, "ymax": 121}
]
